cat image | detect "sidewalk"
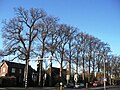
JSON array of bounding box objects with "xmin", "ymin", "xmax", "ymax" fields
[
  {"xmin": 2, "ymin": 86, "xmax": 119, "ymax": 90},
  {"xmin": 89, "ymin": 85, "xmax": 120, "ymax": 90},
  {"xmin": 0, "ymin": 87, "xmax": 59, "ymax": 90},
  {"xmin": 0, "ymin": 87, "xmax": 90, "ymax": 90}
]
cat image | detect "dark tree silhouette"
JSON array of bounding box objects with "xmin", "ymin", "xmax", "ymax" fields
[{"xmin": 1, "ymin": 7, "xmax": 46, "ymax": 87}]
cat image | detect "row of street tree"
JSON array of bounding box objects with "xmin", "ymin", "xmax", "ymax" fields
[{"xmin": 0, "ymin": 7, "xmax": 120, "ymax": 86}]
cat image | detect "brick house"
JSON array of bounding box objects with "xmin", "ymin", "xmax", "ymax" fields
[{"xmin": 0, "ymin": 60, "xmax": 37, "ymax": 86}]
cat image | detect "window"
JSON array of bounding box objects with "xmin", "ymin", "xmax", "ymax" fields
[
  {"xmin": 3, "ymin": 68, "xmax": 6, "ymax": 72},
  {"xmin": 11, "ymin": 68, "xmax": 15, "ymax": 73}
]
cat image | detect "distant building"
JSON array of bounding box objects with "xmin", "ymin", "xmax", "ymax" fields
[
  {"xmin": 45, "ymin": 67, "xmax": 66, "ymax": 86},
  {"xmin": 0, "ymin": 60, "xmax": 37, "ymax": 86}
]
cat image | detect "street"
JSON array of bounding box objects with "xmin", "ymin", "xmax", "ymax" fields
[
  {"xmin": 92, "ymin": 87, "xmax": 120, "ymax": 90},
  {"xmin": 63, "ymin": 86, "xmax": 120, "ymax": 90},
  {"xmin": 0, "ymin": 86, "xmax": 119, "ymax": 90},
  {"xmin": 64, "ymin": 88, "xmax": 88, "ymax": 90},
  {"xmin": 107, "ymin": 87, "xmax": 120, "ymax": 90},
  {"xmin": 89, "ymin": 85, "xmax": 120, "ymax": 90},
  {"xmin": 0, "ymin": 87, "xmax": 89, "ymax": 90}
]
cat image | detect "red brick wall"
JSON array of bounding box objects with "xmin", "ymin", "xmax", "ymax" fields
[{"xmin": 0, "ymin": 63, "xmax": 8, "ymax": 76}]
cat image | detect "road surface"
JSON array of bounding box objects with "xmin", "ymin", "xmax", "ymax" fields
[
  {"xmin": 0, "ymin": 86, "xmax": 119, "ymax": 90},
  {"xmin": 89, "ymin": 85, "xmax": 120, "ymax": 90}
]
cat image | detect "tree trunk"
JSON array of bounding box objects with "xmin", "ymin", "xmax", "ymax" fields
[
  {"xmin": 82, "ymin": 55, "xmax": 85, "ymax": 81},
  {"xmin": 49, "ymin": 56, "xmax": 52, "ymax": 86},
  {"xmin": 69, "ymin": 42, "xmax": 71, "ymax": 82},
  {"xmin": 60, "ymin": 61, "xmax": 63, "ymax": 84},
  {"xmin": 38, "ymin": 60, "xmax": 43, "ymax": 86},
  {"xmin": 24, "ymin": 59, "xmax": 29, "ymax": 88},
  {"xmin": 88, "ymin": 54, "xmax": 91, "ymax": 83},
  {"xmin": 38, "ymin": 42, "xmax": 45, "ymax": 86}
]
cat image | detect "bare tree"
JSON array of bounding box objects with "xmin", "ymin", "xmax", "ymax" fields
[
  {"xmin": 55, "ymin": 24, "xmax": 71, "ymax": 83},
  {"xmin": 1, "ymin": 7, "xmax": 46, "ymax": 87},
  {"xmin": 0, "ymin": 7, "xmax": 119, "ymax": 87},
  {"xmin": 45, "ymin": 17, "xmax": 59, "ymax": 55},
  {"xmin": 35, "ymin": 15, "xmax": 58, "ymax": 86},
  {"xmin": 36, "ymin": 16, "xmax": 59, "ymax": 86},
  {"xmin": 111, "ymin": 56, "xmax": 120, "ymax": 78},
  {"xmin": 63, "ymin": 26, "xmax": 77, "ymax": 82},
  {"xmin": 75, "ymin": 32, "xmax": 89, "ymax": 81}
]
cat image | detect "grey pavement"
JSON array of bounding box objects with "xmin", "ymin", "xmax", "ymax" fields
[
  {"xmin": 0, "ymin": 87, "xmax": 89, "ymax": 90},
  {"xmin": 89, "ymin": 85, "xmax": 120, "ymax": 90},
  {"xmin": 0, "ymin": 87, "xmax": 60, "ymax": 90},
  {"xmin": 0, "ymin": 86, "xmax": 119, "ymax": 90}
]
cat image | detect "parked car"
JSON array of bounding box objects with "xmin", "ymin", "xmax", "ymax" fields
[
  {"xmin": 116, "ymin": 80, "xmax": 120, "ymax": 85},
  {"xmin": 64, "ymin": 83, "xmax": 74, "ymax": 88},
  {"xmin": 79, "ymin": 83, "xmax": 84, "ymax": 88},
  {"xmin": 75, "ymin": 83, "xmax": 84, "ymax": 88},
  {"xmin": 75, "ymin": 84, "xmax": 79, "ymax": 88},
  {"xmin": 93, "ymin": 81, "xmax": 101, "ymax": 87}
]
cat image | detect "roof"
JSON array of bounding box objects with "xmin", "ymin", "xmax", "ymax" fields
[
  {"xmin": 5, "ymin": 61, "xmax": 25, "ymax": 69},
  {"xmin": 47, "ymin": 67, "xmax": 66, "ymax": 75},
  {"xmin": 1, "ymin": 60, "xmax": 36, "ymax": 72}
]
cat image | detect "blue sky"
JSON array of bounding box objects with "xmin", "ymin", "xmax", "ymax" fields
[{"xmin": 0, "ymin": 0, "xmax": 120, "ymax": 56}]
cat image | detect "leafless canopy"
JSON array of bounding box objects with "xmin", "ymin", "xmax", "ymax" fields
[{"xmin": 1, "ymin": 7, "xmax": 46, "ymax": 61}]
